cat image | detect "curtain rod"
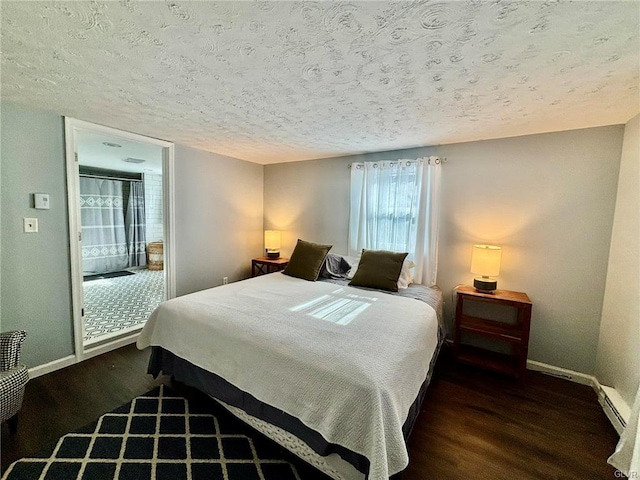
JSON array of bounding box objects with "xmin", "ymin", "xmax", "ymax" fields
[
  {"xmin": 79, "ymin": 173, "xmax": 143, "ymax": 183},
  {"xmin": 348, "ymin": 156, "xmax": 448, "ymax": 169}
]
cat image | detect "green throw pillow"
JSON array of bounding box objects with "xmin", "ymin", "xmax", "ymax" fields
[
  {"xmin": 283, "ymin": 239, "xmax": 333, "ymax": 281},
  {"xmin": 349, "ymin": 249, "xmax": 408, "ymax": 292}
]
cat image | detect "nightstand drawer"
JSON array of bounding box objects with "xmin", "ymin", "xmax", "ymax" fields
[{"xmin": 458, "ymin": 314, "xmax": 524, "ymax": 343}]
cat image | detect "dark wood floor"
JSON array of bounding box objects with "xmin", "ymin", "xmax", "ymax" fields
[
  {"xmin": 1, "ymin": 344, "xmax": 620, "ymax": 479},
  {"xmin": 405, "ymin": 349, "xmax": 620, "ymax": 479}
]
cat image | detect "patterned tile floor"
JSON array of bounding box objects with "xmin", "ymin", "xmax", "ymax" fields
[{"xmin": 83, "ymin": 268, "xmax": 164, "ymax": 345}]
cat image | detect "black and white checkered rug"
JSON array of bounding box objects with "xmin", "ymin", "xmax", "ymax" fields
[{"xmin": 2, "ymin": 385, "xmax": 330, "ymax": 480}]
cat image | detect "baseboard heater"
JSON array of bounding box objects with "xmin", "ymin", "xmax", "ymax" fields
[{"xmin": 598, "ymin": 385, "xmax": 630, "ymax": 435}]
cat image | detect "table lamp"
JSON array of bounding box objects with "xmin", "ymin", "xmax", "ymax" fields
[
  {"xmin": 471, "ymin": 244, "xmax": 502, "ymax": 293},
  {"xmin": 264, "ymin": 230, "xmax": 281, "ymax": 259}
]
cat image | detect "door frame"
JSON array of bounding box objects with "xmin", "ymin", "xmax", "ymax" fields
[{"xmin": 64, "ymin": 117, "xmax": 176, "ymax": 362}]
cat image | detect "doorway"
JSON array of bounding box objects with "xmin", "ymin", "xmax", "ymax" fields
[{"xmin": 65, "ymin": 118, "xmax": 175, "ymax": 361}]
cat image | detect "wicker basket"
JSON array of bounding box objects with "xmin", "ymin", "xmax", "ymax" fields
[{"xmin": 147, "ymin": 242, "xmax": 164, "ymax": 271}]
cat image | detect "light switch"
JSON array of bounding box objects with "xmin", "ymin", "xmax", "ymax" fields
[
  {"xmin": 34, "ymin": 193, "xmax": 50, "ymax": 209},
  {"xmin": 24, "ymin": 218, "xmax": 38, "ymax": 233}
]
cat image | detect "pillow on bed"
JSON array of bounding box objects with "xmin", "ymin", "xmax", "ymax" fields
[
  {"xmin": 345, "ymin": 256, "xmax": 360, "ymax": 279},
  {"xmin": 348, "ymin": 249, "xmax": 408, "ymax": 292},
  {"xmin": 283, "ymin": 239, "xmax": 333, "ymax": 281},
  {"xmin": 397, "ymin": 259, "xmax": 416, "ymax": 289},
  {"xmin": 347, "ymin": 255, "xmax": 414, "ymax": 288},
  {"xmin": 319, "ymin": 253, "xmax": 352, "ymax": 279}
]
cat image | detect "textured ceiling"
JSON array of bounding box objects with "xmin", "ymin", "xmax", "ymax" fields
[{"xmin": 1, "ymin": 1, "xmax": 639, "ymax": 165}]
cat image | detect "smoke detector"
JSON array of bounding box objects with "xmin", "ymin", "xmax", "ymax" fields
[{"xmin": 124, "ymin": 158, "xmax": 146, "ymax": 164}]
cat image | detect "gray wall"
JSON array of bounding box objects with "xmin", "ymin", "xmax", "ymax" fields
[
  {"xmin": 0, "ymin": 101, "xmax": 627, "ymax": 378},
  {"xmin": 1, "ymin": 104, "xmax": 75, "ymax": 367},
  {"xmin": 0, "ymin": 103, "xmax": 264, "ymax": 368},
  {"xmin": 596, "ymin": 114, "xmax": 640, "ymax": 407},
  {"xmin": 264, "ymin": 125, "xmax": 624, "ymax": 374},
  {"xmin": 174, "ymin": 145, "xmax": 264, "ymax": 296}
]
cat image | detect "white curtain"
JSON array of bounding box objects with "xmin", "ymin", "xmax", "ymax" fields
[
  {"xmin": 348, "ymin": 157, "xmax": 442, "ymax": 285},
  {"xmin": 609, "ymin": 384, "xmax": 640, "ymax": 477}
]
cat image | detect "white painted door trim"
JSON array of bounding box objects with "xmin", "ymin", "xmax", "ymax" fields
[{"xmin": 64, "ymin": 117, "xmax": 175, "ymax": 365}]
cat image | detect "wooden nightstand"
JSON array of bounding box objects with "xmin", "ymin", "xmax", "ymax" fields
[
  {"xmin": 251, "ymin": 257, "xmax": 289, "ymax": 277},
  {"xmin": 453, "ymin": 285, "xmax": 532, "ymax": 379}
]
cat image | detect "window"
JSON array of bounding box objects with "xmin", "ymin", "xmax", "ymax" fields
[{"xmin": 348, "ymin": 158, "xmax": 442, "ymax": 285}]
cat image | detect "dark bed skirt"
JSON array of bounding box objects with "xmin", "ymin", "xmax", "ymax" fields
[{"xmin": 148, "ymin": 339, "xmax": 442, "ymax": 479}]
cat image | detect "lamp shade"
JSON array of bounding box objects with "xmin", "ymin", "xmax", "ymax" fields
[
  {"xmin": 264, "ymin": 230, "xmax": 281, "ymax": 251},
  {"xmin": 470, "ymin": 245, "xmax": 501, "ymax": 277}
]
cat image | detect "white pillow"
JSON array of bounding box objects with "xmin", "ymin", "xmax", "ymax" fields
[
  {"xmin": 345, "ymin": 255, "xmax": 360, "ymax": 279},
  {"xmin": 397, "ymin": 259, "xmax": 415, "ymax": 289}
]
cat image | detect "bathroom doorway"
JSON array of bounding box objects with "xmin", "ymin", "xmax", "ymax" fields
[{"xmin": 65, "ymin": 118, "xmax": 175, "ymax": 361}]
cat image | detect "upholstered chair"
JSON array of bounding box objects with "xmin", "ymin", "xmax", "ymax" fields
[{"xmin": 0, "ymin": 331, "xmax": 28, "ymax": 433}]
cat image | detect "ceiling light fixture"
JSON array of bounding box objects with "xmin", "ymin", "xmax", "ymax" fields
[
  {"xmin": 123, "ymin": 158, "xmax": 146, "ymax": 164},
  {"xmin": 102, "ymin": 142, "xmax": 122, "ymax": 148}
]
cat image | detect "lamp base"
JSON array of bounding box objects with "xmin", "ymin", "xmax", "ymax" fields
[
  {"xmin": 266, "ymin": 251, "xmax": 280, "ymax": 259},
  {"xmin": 474, "ymin": 277, "xmax": 497, "ymax": 293}
]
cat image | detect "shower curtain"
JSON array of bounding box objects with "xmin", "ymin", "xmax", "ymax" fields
[
  {"xmin": 80, "ymin": 177, "xmax": 129, "ymax": 275},
  {"xmin": 126, "ymin": 181, "xmax": 147, "ymax": 267},
  {"xmin": 80, "ymin": 177, "xmax": 147, "ymax": 275}
]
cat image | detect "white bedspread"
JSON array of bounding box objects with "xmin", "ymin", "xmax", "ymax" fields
[{"xmin": 137, "ymin": 273, "xmax": 439, "ymax": 480}]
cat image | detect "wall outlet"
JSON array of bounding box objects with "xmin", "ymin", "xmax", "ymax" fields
[
  {"xmin": 24, "ymin": 218, "xmax": 38, "ymax": 233},
  {"xmin": 222, "ymin": 277, "xmax": 229, "ymax": 285}
]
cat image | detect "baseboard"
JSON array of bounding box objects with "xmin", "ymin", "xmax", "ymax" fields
[
  {"xmin": 28, "ymin": 354, "xmax": 76, "ymax": 379},
  {"xmin": 444, "ymin": 341, "xmax": 596, "ymax": 386},
  {"xmin": 591, "ymin": 378, "xmax": 630, "ymax": 435},
  {"xmin": 82, "ymin": 332, "xmax": 140, "ymax": 361},
  {"xmin": 27, "ymin": 333, "xmax": 140, "ymax": 379},
  {"xmin": 526, "ymin": 360, "xmax": 631, "ymax": 435},
  {"xmin": 526, "ymin": 359, "xmax": 595, "ymax": 386}
]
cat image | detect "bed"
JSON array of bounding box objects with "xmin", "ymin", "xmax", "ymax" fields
[{"xmin": 137, "ymin": 271, "xmax": 444, "ymax": 480}]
